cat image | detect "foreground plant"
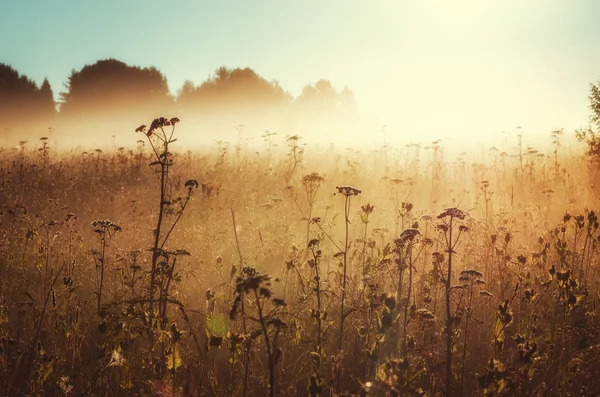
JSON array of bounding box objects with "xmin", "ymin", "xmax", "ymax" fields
[
  {"xmin": 135, "ymin": 117, "xmax": 198, "ymax": 377},
  {"xmin": 230, "ymin": 266, "xmax": 287, "ymax": 397},
  {"xmin": 90, "ymin": 219, "xmax": 121, "ymax": 315},
  {"xmin": 334, "ymin": 185, "xmax": 361, "ymax": 392},
  {"xmin": 435, "ymin": 207, "xmax": 468, "ymax": 396}
]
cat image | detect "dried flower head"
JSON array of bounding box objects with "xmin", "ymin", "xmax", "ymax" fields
[
  {"xmin": 397, "ymin": 228, "xmax": 422, "ymax": 245},
  {"xmin": 302, "ymin": 173, "xmax": 324, "ymax": 186},
  {"xmin": 91, "ymin": 219, "xmax": 122, "ymax": 232},
  {"xmin": 361, "ymin": 203, "xmax": 375, "ymax": 215},
  {"xmin": 437, "ymin": 207, "xmax": 465, "ymax": 219},
  {"xmin": 141, "ymin": 116, "xmax": 181, "ymax": 137},
  {"xmin": 460, "ymin": 269, "xmax": 484, "ymax": 279},
  {"xmin": 437, "ymin": 207, "xmax": 466, "ymax": 220},
  {"xmin": 185, "ymin": 179, "xmax": 199, "ymax": 190},
  {"xmin": 335, "ymin": 185, "xmax": 362, "ymax": 196},
  {"xmin": 436, "ymin": 224, "xmax": 449, "ymax": 233}
]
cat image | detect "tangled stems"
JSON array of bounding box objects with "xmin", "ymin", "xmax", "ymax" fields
[
  {"xmin": 436, "ymin": 207, "xmax": 467, "ymax": 397},
  {"xmin": 302, "ymin": 173, "xmax": 324, "ymax": 253},
  {"xmin": 308, "ymin": 239, "xmax": 324, "ymax": 376},
  {"xmin": 136, "ymin": 118, "xmax": 180, "ymax": 331},
  {"xmin": 90, "ymin": 220, "xmax": 121, "ymax": 315},
  {"xmin": 230, "ymin": 268, "xmax": 287, "ymax": 397},
  {"xmin": 135, "ymin": 117, "xmax": 199, "ymax": 377},
  {"xmin": 334, "ymin": 185, "xmax": 361, "ymax": 391},
  {"xmin": 395, "ymin": 228, "xmax": 427, "ymax": 356}
]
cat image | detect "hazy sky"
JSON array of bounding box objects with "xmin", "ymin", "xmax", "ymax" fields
[{"xmin": 1, "ymin": 0, "xmax": 599, "ymax": 144}]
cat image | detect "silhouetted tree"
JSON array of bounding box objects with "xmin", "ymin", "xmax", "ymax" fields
[
  {"xmin": 292, "ymin": 79, "xmax": 360, "ymax": 138},
  {"xmin": 59, "ymin": 59, "xmax": 172, "ymax": 118},
  {"xmin": 38, "ymin": 78, "xmax": 56, "ymax": 117},
  {"xmin": 576, "ymin": 79, "xmax": 600, "ymax": 167},
  {"xmin": 176, "ymin": 66, "xmax": 291, "ymax": 114},
  {"xmin": 590, "ymin": 80, "xmax": 600, "ymax": 131},
  {"xmin": 296, "ymin": 79, "xmax": 357, "ymax": 112},
  {"xmin": 0, "ymin": 63, "xmax": 56, "ymax": 124}
]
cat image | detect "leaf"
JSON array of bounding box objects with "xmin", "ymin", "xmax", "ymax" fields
[
  {"xmin": 493, "ymin": 317, "xmax": 505, "ymax": 347},
  {"xmin": 167, "ymin": 345, "xmax": 182, "ymax": 371},
  {"xmin": 109, "ymin": 349, "xmax": 125, "ymax": 367},
  {"xmin": 58, "ymin": 376, "xmax": 73, "ymax": 395},
  {"xmin": 42, "ymin": 361, "xmax": 54, "ymax": 381}
]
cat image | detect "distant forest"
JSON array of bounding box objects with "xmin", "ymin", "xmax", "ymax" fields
[{"xmin": 0, "ymin": 59, "xmax": 359, "ymax": 136}]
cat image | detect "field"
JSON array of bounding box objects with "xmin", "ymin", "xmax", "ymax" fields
[{"xmin": 1, "ymin": 119, "xmax": 599, "ymax": 396}]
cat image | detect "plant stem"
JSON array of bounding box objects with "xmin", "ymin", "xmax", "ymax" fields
[{"xmin": 445, "ymin": 216, "xmax": 454, "ymax": 397}]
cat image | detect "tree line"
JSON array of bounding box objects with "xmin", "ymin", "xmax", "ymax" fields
[{"xmin": 0, "ymin": 59, "xmax": 358, "ymax": 129}]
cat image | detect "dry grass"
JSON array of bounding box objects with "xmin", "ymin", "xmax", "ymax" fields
[{"xmin": 0, "ymin": 123, "xmax": 599, "ymax": 396}]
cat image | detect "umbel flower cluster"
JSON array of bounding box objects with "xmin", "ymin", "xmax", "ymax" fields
[
  {"xmin": 135, "ymin": 117, "xmax": 180, "ymax": 137},
  {"xmin": 335, "ymin": 185, "xmax": 362, "ymax": 196}
]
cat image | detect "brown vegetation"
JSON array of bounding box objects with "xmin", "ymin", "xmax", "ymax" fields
[{"xmin": 1, "ymin": 114, "xmax": 600, "ymax": 396}]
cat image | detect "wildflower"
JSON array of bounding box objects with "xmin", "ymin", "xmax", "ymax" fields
[
  {"xmin": 460, "ymin": 269, "xmax": 483, "ymax": 279},
  {"xmin": 402, "ymin": 202, "xmax": 413, "ymax": 212},
  {"xmin": 302, "ymin": 173, "xmax": 324, "ymax": 185},
  {"xmin": 335, "ymin": 185, "xmax": 361, "ymax": 196},
  {"xmin": 397, "ymin": 228, "xmax": 421, "ymax": 246},
  {"xmin": 145, "ymin": 116, "xmax": 179, "ymax": 136},
  {"xmin": 436, "ymin": 224, "xmax": 449, "ymax": 233},
  {"xmin": 185, "ymin": 179, "xmax": 199, "ymax": 191},
  {"xmin": 437, "ymin": 207, "xmax": 466, "ymax": 220},
  {"xmin": 361, "ymin": 203, "xmax": 375, "ymax": 215}
]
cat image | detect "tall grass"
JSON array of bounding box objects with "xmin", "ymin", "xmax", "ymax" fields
[{"xmin": 0, "ymin": 121, "xmax": 599, "ymax": 396}]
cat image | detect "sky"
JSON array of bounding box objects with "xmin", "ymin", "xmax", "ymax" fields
[{"xmin": 1, "ymin": 0, "xmax": 599, "ymax": 146}]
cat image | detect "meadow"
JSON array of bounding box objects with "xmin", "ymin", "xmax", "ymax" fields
[{"xmin": 0, "ymin": 118, "xmax": 599, "ymax": 396}]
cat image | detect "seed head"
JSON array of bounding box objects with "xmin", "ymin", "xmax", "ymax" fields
[
  {"xmin": 302, "ymin": 173, "xmax": 324, "ymax": 186},
  {"xmin": 335, "ymin": 185, "xmax": 361, "ymax": 196},
  {"xmin": 437, "ymin": 207, "xmax": 466, "ymax": 220},
  {"xmin": 361, "ymin": 203, "xmax": 375, "ymax": 215}
]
